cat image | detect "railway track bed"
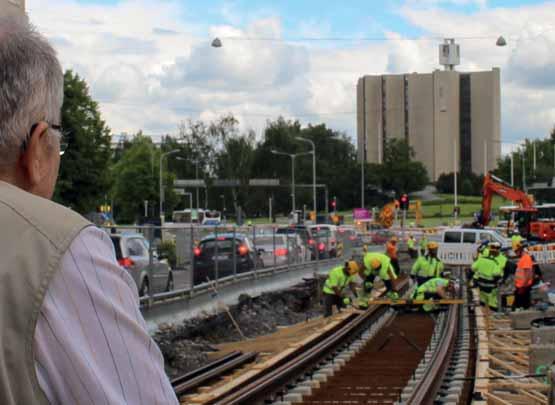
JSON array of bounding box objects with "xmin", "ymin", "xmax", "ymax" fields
[{"xmin": 176, "ymin": 273, "xmax": 474, "ymax": 405}]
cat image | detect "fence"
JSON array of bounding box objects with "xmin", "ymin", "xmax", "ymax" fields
[{"xmin": 102, "ymin": 223, "xmax": 366, "ymax": 308}]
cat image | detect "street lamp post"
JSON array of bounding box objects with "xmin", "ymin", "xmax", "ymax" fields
[
  {"xmin": 295, "ymin": 137, "xmax": 317, "ymax": 215},
  {"xmin": 160, "ymin": 149, "xmax": 179, "ymax": 225},
  {"xmin": 271, "ymin": 149, "xmax": 312, "ymax": 214},
  {"xmin": 176, "ymin": 157, "xmax": 201, "ymax": 208},
  {"xmin": 271, "ymin": 150, "xmax": 297, "ymax": 213}
]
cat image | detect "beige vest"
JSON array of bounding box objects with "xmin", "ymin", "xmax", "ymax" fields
[{"xmin": 0, "ymin": 181, "xmax": 90, "ymax": 404}]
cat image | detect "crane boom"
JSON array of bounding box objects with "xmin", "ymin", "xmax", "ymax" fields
[{"xmin": 480, "ymin": 173, "xmax": 535, "ymax": 226}]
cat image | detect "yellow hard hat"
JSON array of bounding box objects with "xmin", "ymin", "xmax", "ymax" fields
[
  {"xmin": 427, "ymin": 241, "xmax": 439, "ymax": 250},
  {"xmin": 370, "ymin": 258, "xmax": 381, "ymax": 270},
  {"xmin": 347, "ymin": 261, "xmax": 360, "ymax": 275}
]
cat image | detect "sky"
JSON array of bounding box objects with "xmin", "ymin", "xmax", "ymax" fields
[{"xmin": 26, "ymin": 0, "xmax": 555, "ymax": 151}]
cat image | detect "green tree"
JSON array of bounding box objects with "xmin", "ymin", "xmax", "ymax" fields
[
  {"xmin": 436, "ymin": 171, "xmax": 483, "ymax": 196},
  {"xmin": 111, "ymin": 135, "xmax": 178, "ymax": 223},
  {"xmin": 54, "ymin": 70, "xmax": 112, "ymax": 213},
  {"xmin": 376, "ymin": 139, "xmax": 429, "ymax": 195}
]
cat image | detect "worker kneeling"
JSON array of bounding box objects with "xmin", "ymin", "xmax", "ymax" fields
[
  {"xmin": 361, "ymin": 252, "xmax": 399, "ymax": 302},
  {"xmin": 413, "ymin": 272, "xmax": 455, "ymax": 312},
  {"xmin": 411, "ymin": 241, "xmax": 443, "ymax": 286},
  {"xmin": 322, "ymin": 261, "xmax": 359, "ymax": 317},
  {"xmin": 471, "ymin": 242, "xmax": 503, "ymax": 310}
]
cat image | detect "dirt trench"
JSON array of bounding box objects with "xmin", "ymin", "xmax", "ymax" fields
[{"xmin": 154, "ymin": 278, "xmax": 323, "ymax": 378}]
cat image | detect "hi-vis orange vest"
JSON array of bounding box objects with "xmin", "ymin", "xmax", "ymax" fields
[{"xmin": 515, "ymin": 253, "xmax": 534, "ymax": 288}]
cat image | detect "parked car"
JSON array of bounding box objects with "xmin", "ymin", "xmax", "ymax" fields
[
  {"xmin": 255, "ymin": 234, "xmax": 292, "ymax": 267},
  {"xmin": 307, "ymin": 224, "xmax": 341, "ymax": 257},
  {"xmin": 193, "ymin": 233, "xmax": 261, "ymax": 285},
  {"xmin": 110, "ymin": 233, "xmax": 173, "ymax": 297}
]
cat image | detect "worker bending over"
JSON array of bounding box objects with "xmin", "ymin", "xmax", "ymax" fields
[
  {"xmin": 322, "ymin": 261, "xmax": 359, "ymax": 317},
  {"xmin": 386, "ymin": 237, "xmax": 400, "ymax": 274},
  {"xmin": 471, "ymin": 242, "xmax": 504, "ymax": 310},
  {"xmin": 413, "ymin": 272, "xmax": 455, "ymax": 312},
  {"xmin": 411, "ymin": 241, "xmax": 443, "ymax": 286},
  {"xmin": 363, "ymin": 251, "xmax": 399, "ymax": 299}
]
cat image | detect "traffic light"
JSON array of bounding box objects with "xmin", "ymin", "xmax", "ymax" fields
[
  {"xmin": 400, "ymin": 194, "xmax": 409, "ymax": 211},
  {"xmin": 331, "ymin": 197, "xmax": 337, "ymax": 211}
]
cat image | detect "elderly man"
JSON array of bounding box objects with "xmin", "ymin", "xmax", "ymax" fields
[{"xmin": 0, "ymin": 19, "xmax": 178, "ymax": 404}]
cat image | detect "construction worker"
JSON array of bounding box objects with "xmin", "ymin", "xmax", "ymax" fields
[
  {"xmin": 413, "ymin": 272, "xmax": 455, "ymax": 312},
  {"xmin": 407, "ymin": 234, "xmax": 418, "ymax": 259},
  {"xmin": 363, "ymin": 252, "xmax": 399, "ymax": 299},
  {"xmin": 476, "ymin": 240, "xmax": 490, "ymax": 260},
  {"xmin": 419, "ymin": 234, "xmax": 428, "ymax": 256},
  {"xmin": 386, "ymin": 236, "xmax": 400, "ymax": 274},
  {"xmin": 322, "ymin": 261, "xmax": 359, "ymax": 317},
  {"xmin": 513, "ymin": 241, "xmax": 534, "ymax": 310},
  {"xmin": 471, "ymin": 242, "xmax": 504, "ymax": 310},
  {"xmin": 411, "ymin": 241, "xmax": 443, "ymax": 286},
  {"xmin": 511, "ymin": 232, "xmax": 523, "ymax": 253}
]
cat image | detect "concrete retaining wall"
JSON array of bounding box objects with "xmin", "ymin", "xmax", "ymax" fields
[{"xmin": 509, "ymin": 309, "xmax": 555, "ymax": 329}]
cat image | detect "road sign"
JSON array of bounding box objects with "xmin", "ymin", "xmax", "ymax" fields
[
  {"xmin": 174, "ymin": 188, "xmax": 186, "ymax": 195},
  {"xmin": 249, "ymin": 179, "xmax": 280, "ymax": 186},
  {"xmin": 174, "ymin": 179, "xmax": 206, "ymax": 187},
  {"xmin": 213, "ymin": 179, "xmax": 240, "ymax": 187}
]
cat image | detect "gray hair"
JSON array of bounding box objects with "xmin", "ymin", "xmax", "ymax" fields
[{"xmin": 0, "ymin": 18, "xmax": 63, "ymax": 164}]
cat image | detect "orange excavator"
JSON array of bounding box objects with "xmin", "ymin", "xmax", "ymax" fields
[{"xmin": 476, "ymin": 173, "xmax": 555, "ymax": 241}]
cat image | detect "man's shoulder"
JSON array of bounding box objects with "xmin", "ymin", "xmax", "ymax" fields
[{"xmin": 0, "ymin": 182, "xmax": 90, "ymax": 245}]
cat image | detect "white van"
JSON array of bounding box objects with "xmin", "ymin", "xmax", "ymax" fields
[{"xmin": 437, "ymin": 228, "xmax": 510, "ymax": 266}]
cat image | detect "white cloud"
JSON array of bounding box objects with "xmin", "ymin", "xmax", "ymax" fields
[{"xmin": 25, "ymin": 0, "xmax": 555, "ymax": 150}]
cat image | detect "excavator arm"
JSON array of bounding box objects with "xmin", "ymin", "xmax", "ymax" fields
[{"xmin": 479, "ymin": 173, "xmax": 535, "ymax": 226}]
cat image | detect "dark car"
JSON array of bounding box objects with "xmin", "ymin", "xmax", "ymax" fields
[
  {"xmin": 110, "ymin": 233, "xmax": 173, "ymax": 296},
  {"xmin": 192, "ymin": 233, "xmax": 261, "ymax": 285}
]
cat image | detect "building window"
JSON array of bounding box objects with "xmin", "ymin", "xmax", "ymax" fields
[
  {"xmin": 460, "ymin": 74, "xmax": 472, "ymax": 173},
  {"xmin": 404, "ymin": 75, "xmax": 409, "ymax": 142}
]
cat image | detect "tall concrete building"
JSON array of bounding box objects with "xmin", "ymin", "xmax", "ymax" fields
[
  {"xmin": 1, "ymin": 0, "xmax": 26, "ymax": 19},
  {"xmin": 357, "ymin": 68, "xmax": 501, "ymax": 181}
]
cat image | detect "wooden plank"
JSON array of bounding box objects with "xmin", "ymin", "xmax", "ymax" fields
[
  {"xmin": 488, "ymin": 354, "xmax": 527, "ymax": 375},
  {"xmin": 483, "ymin": 392, "xmax": 513, "ymax": 405}
]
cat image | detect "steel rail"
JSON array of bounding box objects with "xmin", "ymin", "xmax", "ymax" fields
[
  {"xmin": 203, "ymin": 279, "xmax": 410, "ymax": 405},
  {"xmin": 405, "ymin": 294, "xmax": 460, "ymax": 404},
  {"xmin": 172, "ymin": 351, "xmax": 257, "ymax": 397}
]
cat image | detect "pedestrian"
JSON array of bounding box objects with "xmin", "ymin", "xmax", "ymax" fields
[
  {"xmin": 512, "ymin": 241, "xmax": 534, "ymax": 310},
  {"xmin": 363, "ymin": 251, "xmax": 399, "ymax": 299},
  {"xmin": 471, "ymin": 242, "xmax": 503, "ymax": 310},
  {"xmin": 322, "ymin": 261, "xmax": 359, "ymax": 317},
  {"xmin": 407, "ymin": 234, "xmax": 418, "ymax": 259},
  {"xmin": 411, "ymin": 241, "xmax": 444, "ymax": 286},
  {"xmin": 0, "ymin": 19, "xmax": 178, "ymax": 404},
  {"xmin": 412, "ymin": 272, "xmax": 455, "ymax": 312},
  {"xmin": 386, "ymin": 236, "xmax": 400, "ymax": 274}
]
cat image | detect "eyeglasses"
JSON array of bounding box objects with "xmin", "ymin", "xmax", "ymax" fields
[{"xmin": 22, "ymin": 122, "xmax": 68, "ymax": 156}]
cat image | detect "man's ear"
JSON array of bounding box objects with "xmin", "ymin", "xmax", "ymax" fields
[{"xmin": 20, "ymin": 122, "xmax": 49, "ymax": 187}]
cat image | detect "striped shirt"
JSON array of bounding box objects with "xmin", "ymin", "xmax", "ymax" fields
[{"xmin": 34, "ymin": 226, "xmax": 179, "ymax": 405}]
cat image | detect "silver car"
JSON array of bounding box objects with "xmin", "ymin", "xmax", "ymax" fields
[
  {"xmin": 255, "ymin": 234, "xmax": 293, "ymax": 267},
  {"xmin": 110, "ymin": 233, "xmax": 173, "ymax": 296}
]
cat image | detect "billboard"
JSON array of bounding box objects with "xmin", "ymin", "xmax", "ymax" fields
[{"xmin": 353, "ymin": 208, "xmax": 371, "ymax": 220}]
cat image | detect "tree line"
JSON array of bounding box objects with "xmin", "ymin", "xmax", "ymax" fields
[{"xmin": 55, "ymin": 71, "xmax": 430, "ymax": 224}]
